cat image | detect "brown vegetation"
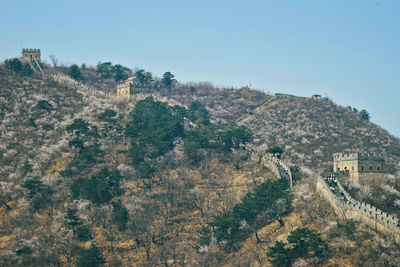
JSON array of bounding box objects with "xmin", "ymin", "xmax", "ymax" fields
[{"xmin": 1, "ymin": 64, "xmax": 400, "ymax": 266}]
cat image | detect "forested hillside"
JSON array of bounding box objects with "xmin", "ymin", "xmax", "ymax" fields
[{"xmin": 1, "ymin": 60, "xmax": 400, "ymax": 266}]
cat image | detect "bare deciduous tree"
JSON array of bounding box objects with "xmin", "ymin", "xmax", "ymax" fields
[
  {"xmin": 189, "ymin": 186, "xmax": 210, "ymax": 218},
  {"xmin": 231, "ymin": 148, "xmax": 248, "ymax": 170},
  {"xmin": 49, "ymin": 55, "xmax": 58, "ymax": 67},
  {"xmin": 357, "ymin": 185, "xmax": 372, "ymax": 201}
]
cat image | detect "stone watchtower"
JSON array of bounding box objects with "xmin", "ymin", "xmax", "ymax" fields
[
  {"xmin": 333, "ymin": 152, "xmax": 386, "ymax": 186},
  {"xmin": 22, "ymin": 48, "xmax": 41, "ymax": 62},
  {"xmin": 116, "ymin": 76, "xmax": 135, "ymax": 98}
]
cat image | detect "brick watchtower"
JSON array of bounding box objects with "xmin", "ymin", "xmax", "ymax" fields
[
  {"xmin": 116, "ymin": 76, "xmax": 135, "ymax": 98},
  {"xmin": 333, "ymin": 152, "xmax": 386, "ymax": 186},
  {"xmin": 22, "ymin": 48, "xmax": 41, "ymax": 62}
]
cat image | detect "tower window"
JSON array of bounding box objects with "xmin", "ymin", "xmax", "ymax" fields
[
  {"xmin": 377, "ymin": 167, "xmax": 380, "ymax": 171},
  {"xmin": 361, "ymin": 166, "xmax": 364, "ymax": 171},
  {"xmin": 370, "ymin": 166, "xmax": 372, "ymax": 170}
]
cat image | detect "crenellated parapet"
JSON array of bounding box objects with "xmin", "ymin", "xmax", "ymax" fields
[
  {"xmin": 254, "ymin": 152, "xmax": 293, "ymax": 189},
  {"xmin": 347, "ymin": 200, "xmax": 399, "ymax": 228},
  {"xmin": 50, "ymin": 73, "xmax": 110, "ymax": 97},
  {"xmin": 317, "ymin": 176, "xmax": 400, "ymax": 242},
  {"xmin": 333, "ymin": 152, "xmax": 384, "ymax": 162},
  {"xmin": 22, "ymin": 48, "xmax": 41, "ymax": 52}
]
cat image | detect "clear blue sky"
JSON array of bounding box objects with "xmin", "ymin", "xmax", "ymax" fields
[{"xmin": 1, "ymin": 0, "xmax": 399, "ymax": 136}]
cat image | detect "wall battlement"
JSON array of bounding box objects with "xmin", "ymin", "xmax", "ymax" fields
[
  {"xmin": 333, "ymin": 152, "xmax": 383, "ymax": 161},
  {"xmin": 257, "ymin": 153, "xmax": 293, "ymax": 189},
  {"xmin": 22, "ymin": 48, "xmax": 41, "ymax": 52},
  {"xmin": 317, "ymin": 177, "xmax": 400, "ymax": 242}
]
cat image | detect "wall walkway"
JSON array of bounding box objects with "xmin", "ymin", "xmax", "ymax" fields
[
  {"xmin": 235, "ymin": 96, "xmax": 276, "ymax": 123},
  {"xmin": 49, "ymin": 73, "xmax": 184, "ymax": 108},
  {"xmin": 316, "ymin": 176, "xmax": 400, "ymax": 243},
  {"xmin": 50, "ymin": 73, "xmax": 112, "ymax": 97},
  {"xmin": 252, "ymin": 152, "xmax": 293, "ymax": 190}
]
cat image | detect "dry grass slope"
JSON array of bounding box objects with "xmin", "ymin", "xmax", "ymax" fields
[{"xmin": 1, "ymin": 66, "xmax": 400, "ymax": 266}]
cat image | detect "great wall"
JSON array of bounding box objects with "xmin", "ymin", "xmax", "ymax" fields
[
  {"xmin": 49, "ymin": 73, "xmax": 183, "ymax": 108},
  {"xmin": 21, "ymin": 48, "xmax": 44, "ymax": 76},
  {"xmin": 253, "ymin": 152, "xmax": 293, "ymax": 190},
  {"xmin": 316, "ymin": 175, "xmax": 400, "ymax": 243},
  {"xmin": 32, "ymin": 53, "xmax": 400, "ymax": 244},
  {"xmin": 234, "ymin": 89, "xmax": 400, "ymax": 242},
  {"xmin": 235, "ymin": 96, "xmax": 277, "ymax": 123},
  {"xmin": 50, "ymin": 73, "xmax": 111, "ymax": 97},
  {"xmin": 53, "ymin": 71, "xmax": 400, "ymax": 243},
  {"xmin": 254, "ymin": 148, "xmax": 400, "ymax": 243}
]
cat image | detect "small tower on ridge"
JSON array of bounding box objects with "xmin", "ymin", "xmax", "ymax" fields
[
  {"xmin": 116, "ymin": 76, "xmax": 135, "ymax": 98},
  {"xmin": 22, "ymin": 48, "xmax": 41, "ymax": 62}
]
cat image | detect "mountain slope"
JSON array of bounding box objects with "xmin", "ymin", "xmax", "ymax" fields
[
  {"xmin": 242, "ymin": 96, "xmax": 400, "ymax": 174},
  {"xmin": 1, "ymin": 65, "xmax": 400, "ymax": 266}
]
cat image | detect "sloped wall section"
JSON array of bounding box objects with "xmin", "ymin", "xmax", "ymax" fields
[
  {"xmin": 316, "ymin": 177, "xmax": 400, "ymax": 243},
  {"xmin": 252, "ymin": 152, "xmax": 293, "ymax": 189}
]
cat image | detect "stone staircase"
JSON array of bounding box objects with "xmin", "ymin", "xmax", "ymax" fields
[{"xmin": 235, "ymin": 96, "xmax": 277, "ymax": 123}]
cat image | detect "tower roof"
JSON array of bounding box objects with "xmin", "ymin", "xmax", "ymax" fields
[
  {"xmin": 22, "ymin": 48, "xmax": 41, "ymax": 53},
  {"xmin": 333, "ymin": 152, "xmax": 383, "ymax": 161}
]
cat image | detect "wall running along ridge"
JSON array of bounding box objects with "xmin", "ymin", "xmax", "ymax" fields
[
  {"xmin": 53, "ymin": 73, "xmax": 398, "ymax": 241},
  {"xmin": 50, "ymin": 73, "xmax": 169, "ymax": 104},
  {"xmin": 316, "ymin": 177, "xmax": 400, "ymax": 243},
  {"xmin": 235, "ymin": 96, "xmax": 277, "ymax": 123},
  {"xmin": 50, "ymin": 73, "xmax": 190, "ymax": 109},
  {"xmin": 52, "ymin": 71, "xmax": 399, "ymax": 243},
  {"xmin": 252, "ymin": 152, "xmax": 293, "ymax": 189}
]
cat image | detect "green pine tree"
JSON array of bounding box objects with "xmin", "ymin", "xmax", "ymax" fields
[
  {"xmin": 69, "ymin": 64, "xmax": 83, "ymax": 80},
  {"xmin": 161, "ymin": 71, "xmax": 176, "ymax": 88},
  {"xmin": 20, "ymin": 159, "xmax": 33, "ymax": 177},
  {"xmin": 75, "ymin": 244, "xmax": 105, "ymax": 267},
  {"xmin": 112, "ymin": 200, "xmax": 129, "ymax": 231}
]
